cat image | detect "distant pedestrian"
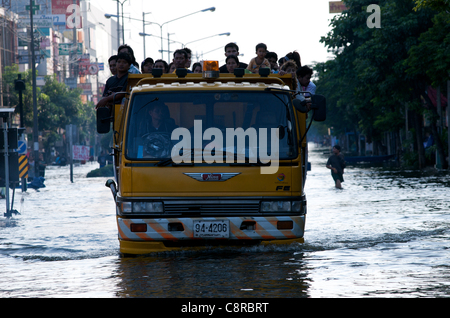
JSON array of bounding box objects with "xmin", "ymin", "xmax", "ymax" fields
[
  {"xmin": 38, "ymin": 153, "xmax": 47, "ymax": 178},
  {"xmin": 326, "ymin": 145, "xmax": 346, "ymax": 189},
  {"xmin": 98, "ymin": 151, "xmax": 107, "ymax": 168}
]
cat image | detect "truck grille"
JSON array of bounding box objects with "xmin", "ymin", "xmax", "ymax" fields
[{"xmin": 164, "ymin": 200, "xmax": 260, "ymax": 216}]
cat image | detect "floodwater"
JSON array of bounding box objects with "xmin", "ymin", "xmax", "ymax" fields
[{"xmin": 1, "ymin": 144, "xmax": 449, "ymax": 298}]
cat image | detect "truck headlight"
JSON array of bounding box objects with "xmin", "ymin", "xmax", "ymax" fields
[
  {"xmin": 260, "ymin": 201, "xmax": 302, "ymax": 213},
  {"xmin": 291, "ymin": 201, "xmax": 302, "ymax": 212},
  {"xmin": 120, "ymin": 202, "xmax": 132, "ymax": 213},
  {"xmin": 261, "ymin": 201, "xmax": 291, "ymax": 212},
  {"xmin": 133, "ymin": 202, "xmax": 163, "ymax": 213},
  {"xmin": 119, "ymin": 201, "xmax": 163, "ymax": 213}
]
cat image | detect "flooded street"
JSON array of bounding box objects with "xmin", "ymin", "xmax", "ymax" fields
[{"xmin": 1, "ymin": 143, "xmax": 449, "ymax": 298}]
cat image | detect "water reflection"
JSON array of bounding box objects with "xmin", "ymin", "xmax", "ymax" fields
[{"xmin": 114, "ymin": 249, "xmax": 310, "ymax": 298}]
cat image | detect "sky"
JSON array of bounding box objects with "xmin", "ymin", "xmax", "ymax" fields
[{"xmin": 89, "ymin": 0, "xmax": 339, "ymax": 67}]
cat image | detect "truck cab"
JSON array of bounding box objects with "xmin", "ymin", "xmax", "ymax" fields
[{"xmin": 97, "ymin": 65, "xmax": 325, "ymax": 255}]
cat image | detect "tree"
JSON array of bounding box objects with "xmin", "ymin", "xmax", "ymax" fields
[
  {"xmin": 317, "ymin": 0, "xmax": 445, "ymax": 168},
  {"xmin": 40, "ymin": 75, "xmax": 84, "ymax": 130},
  {"xmin": 1, "ymin": 65, "xmax": 96, "ymax": 158},
  {"xmin": 413, "ymin": 0, "xmax": 450, "ymax": 12}
]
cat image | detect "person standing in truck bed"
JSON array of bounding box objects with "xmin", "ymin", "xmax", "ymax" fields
[{"xmin": 96, "ymin": 52, "xmax": 131, "ymax": 109}]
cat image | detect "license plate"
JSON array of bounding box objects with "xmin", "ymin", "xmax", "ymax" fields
[{"xmin": 193, "ymin": 220, "xmax": 230, "ymax": 238}]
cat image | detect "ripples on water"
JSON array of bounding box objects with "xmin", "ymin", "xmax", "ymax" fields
[{"xmin": 1, "ymin": 147, "xmax": 449, "ymax": 298}]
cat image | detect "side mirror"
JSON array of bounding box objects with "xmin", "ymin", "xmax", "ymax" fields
[
  {"xmin": 311, "ymin": 94, "xmax": 326, "ymax": 122},
  {"xmin": 293, "ymin": 94, "xmax": 327, "ymax": 122},
  {"xmin": 97, "ymin": 107, "xmax": 111, "ymax": 134}
]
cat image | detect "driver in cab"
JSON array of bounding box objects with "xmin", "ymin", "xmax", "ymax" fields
[
  {"xmin": 139, "ymin": 103, "xmax": 178, "ymax": 158},
  {"xmin": 143, "ymin": 104, "xmax": 177, "ymax": 134}
]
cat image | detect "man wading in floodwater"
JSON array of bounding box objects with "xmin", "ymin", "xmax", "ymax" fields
[{"xmin": 326, "ymin": 145, "xmax": 346, "ymax": 189}]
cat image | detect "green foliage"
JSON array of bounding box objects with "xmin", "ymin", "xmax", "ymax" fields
[
  {"xmin": 86, "ymin": 164, "xmax": 114, "ymax": 178},
  {"xmin": 316, "ymin": 0, "xmax": 448, "ymax": 161},
  {"xmin": 39, "ymin": 75, "xmax": 84, "ymax": 130},
  {"xmin": 413, "ymin": 0, "xmax": 450, "ymax": 11},
  {"xmin": 405, "ymin": 12, "xmax": 450, "ymax": 86},
  {"xmin": 1, "ymin": 65, "xmax": 97, "ymax": 154}
]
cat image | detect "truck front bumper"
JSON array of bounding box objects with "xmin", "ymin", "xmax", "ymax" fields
[{"xmin": 117, "ymin": 216, "xmax": 305, "ymax": 255}]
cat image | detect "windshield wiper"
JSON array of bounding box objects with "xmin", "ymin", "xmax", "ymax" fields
[
  {"xmin": 133, "ymin": 97, "xmax": 159, "ymax": 115},
  {"xmin": 154, "ymin": 158, "xmax": 195, "ymax": 167},
  {"xmin": 154, "ymin": 158, "xmax": 173, "ymax": 166},
  {"xmin": 154, "ymin": 148, "xmax": 199, "ymax": 166}
]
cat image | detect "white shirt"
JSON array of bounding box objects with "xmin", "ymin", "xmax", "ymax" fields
[{"xmin": 301, "ymin": 81, "xmax": 316, "ymax": 95}]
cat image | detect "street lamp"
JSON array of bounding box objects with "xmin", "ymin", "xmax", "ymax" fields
[
  {"xmin": 148, "ymin": 7, "xmax": 216, "ymax": 60},
  {"xmin": 116, "ymin": 0, "xmax": 127, "ymax": 45},
  {"xmin": 139, "ymin": 32, "xmax": 184, "ymax": 52},
  {"xmin": 104, "ymin": 13, "xmax": 122, "ymax": 47},
  {"xmin": 106, "ymin": 12, "xmax": 152, "ymax": 58},
  {"xmin": 142, "ymin": 12, "xmax": 151, "ymax": 58},
  {"xmin": 183, "ymin": 32, "xmax": 230, "ymax": 48},
  {"xmin": 104, "ymin": 0, "xmax": 128, "ymax": 46},
  {"xmin": 108, "ymin": 7, "xmax": 216, "ymax": 60}
]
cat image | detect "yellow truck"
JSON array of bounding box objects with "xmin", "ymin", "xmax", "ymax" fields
[{"xmin": 97, "ymin": 64, "xmax": 326, "ymax": 255}]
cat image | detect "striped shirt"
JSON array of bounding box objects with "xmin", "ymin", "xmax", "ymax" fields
[{"xmin": 129, "ymin": 64, "xmax": 141, "ymax": 74}]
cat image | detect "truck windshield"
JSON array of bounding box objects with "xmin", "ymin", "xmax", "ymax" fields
[{"xmin": 125, "ymin": 91, "xmax": 297, "ymax": 161}]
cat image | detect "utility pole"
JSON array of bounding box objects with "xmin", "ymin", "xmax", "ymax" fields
[
  {"xmin": 27, "ymin": 0, "xmax": 40, "ymax": 177},
  {"xmin": 167, "ymin": 33, "xmax": 174, "ymax": 62},
  {"xmin": 448, "ymin": 80, "xmax": 450, "ymax": 169},
  {"xmin": 1, "ymin": 109, "xmax": 19, "ymax": 219},
  {"xmin": 14, "ymin": 75, "xmax": 27, "ymax": 192},
  {"xmin": 436, "ymin": 86, "xmax": 442, "ymax": 169},
  {"xmin": 14, "ymin": 74, "xmax": 25, "ymax": 128},
  {"xmin": 116, "ymin": 0, "xmax": 120, "ymax": 48}
]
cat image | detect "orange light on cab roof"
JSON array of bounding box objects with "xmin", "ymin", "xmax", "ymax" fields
[{"xmin": 203, "ymin": 60, "xmax": 219, "ymax": 72}]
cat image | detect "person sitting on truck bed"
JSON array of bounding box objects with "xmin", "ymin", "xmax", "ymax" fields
[
  {"xmin": 279, "ymin": 60, "xmax": 299, "ymax": 91},
  {"xmin": 153, "ymin": 59, "xmax": 169, "ymax": 73},
  {"xmin": 225, "ymin": 55, "xmax": 240, "ymax": 74},
  {"xmin": 108, "ymin": 55, "xmax": 117, "ymax": 76},
  {"xmin": 183, "ymin": 47, "xmax": 192, "ymax": 69},
  {"xmin": 246, "ymin": 43, "xmax": 271, "ymax": 74},
  {"xmin": 95, "ymin": 52, "xmax": 130, "ymax": 109},
  {"xmin": 266, "ymin": 51, "xmax": 279, "ymax": 73},
  {"xmin": 172, "ymin": 49, "xmax": 192, "ymax": 73},
  {"xmin": 219, "ymin": 43, "xmax": 248, "ymax": 73},
  {"xmin": 192, "ymin": 62, "xmax": 202, "ymax": 73},
  {"xmin": 118, "ymin": 44, "xmax": 141, "ymax": 74},
  {"xmin": 141, "ymin": 57, "xmax": 154, "ymax": 74},
  {"xmin": 168, "ymin": 62, "xmax": 176, "ymax": 73},
  {"xmin": 285, "ymin": 51, "xmax": 302, "ymax": 69},
  {"xmin": 297, "ymin": 65, "xmax": 316, "ymax": 95}
]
